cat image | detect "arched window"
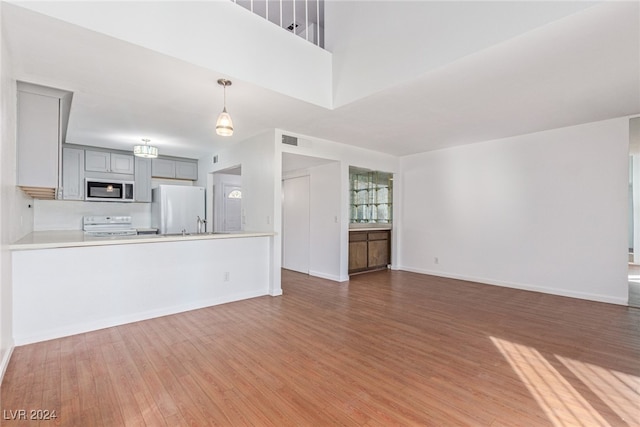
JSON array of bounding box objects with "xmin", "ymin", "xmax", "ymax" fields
[{"xmin": 228, "ymin": 190, "xmax": 242, "ymax": 199}]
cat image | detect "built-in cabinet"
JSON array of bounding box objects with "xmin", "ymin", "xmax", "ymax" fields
[
  {"xmin": 61, "ymin": 144, "xmax": 199, "ymax": 202},
  {"xmin": 85, "ymin": 150, "xmax": 134, "ymax": 174},
  {"xmin": 348, "ymin": 230, "xmax": 391, "ymax": 274},
  {"xmin": 61, "ymin": 147, "xmax": 84, "ymax": 200},
  {"xmin": 349, "ymin": 167, "xmax": 393, "ymax": 224},
  {"xmin": 152, "ymin": 158, "xmax": 198, "ymax": 180},
  {"xmin": 16, "ymin": 82, "xmax": 73, "ymax": 199}
]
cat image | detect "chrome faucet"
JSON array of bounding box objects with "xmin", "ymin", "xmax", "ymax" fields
[{"xmin": 197, "ymin": 216, "xmax": 207, "ymax": 234}]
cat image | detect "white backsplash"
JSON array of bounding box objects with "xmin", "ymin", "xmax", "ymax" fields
[{"xmin": 34, "ymin": 200, "xmax": 152, "ymax": 231}]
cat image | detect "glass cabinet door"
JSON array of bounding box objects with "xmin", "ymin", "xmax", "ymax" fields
[{"xmin": 349, "ymin": 167, "xmax": 393, "ymax": 224}]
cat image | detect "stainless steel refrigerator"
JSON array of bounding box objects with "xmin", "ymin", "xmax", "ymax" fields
[{"xmin": 151, "ymin": 185, "xmax": 205, "ymax": 234}]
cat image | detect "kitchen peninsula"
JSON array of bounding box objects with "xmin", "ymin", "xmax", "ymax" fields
[{"xmin": 10, "ymin": 231, "xmax": 275, "ymax": 345}]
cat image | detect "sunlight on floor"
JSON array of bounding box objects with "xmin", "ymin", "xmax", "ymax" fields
[
  {"xmin": 629, "ymin": 274, "xmax": 640, "ymax": 284},
  {"xmin": 491, "ymin": 337, "xmax": 617, "ymax": 426},
  {"xmin": 556, "ymin": 356, "xmax": 640, "ymax": 424}
]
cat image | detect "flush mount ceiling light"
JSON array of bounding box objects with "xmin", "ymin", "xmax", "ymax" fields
[
  {"xmin": 216, "ymin": 79, "xmax": 234, "ymax": 136},
  {"xmin": 133, "ymin": 138, "xmax": 158, "ymax": 158}
]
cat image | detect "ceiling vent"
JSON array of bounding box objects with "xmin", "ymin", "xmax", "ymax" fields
[{"xmin": 282, "ymin": 135, "xmax": 298, "ymax": 146}]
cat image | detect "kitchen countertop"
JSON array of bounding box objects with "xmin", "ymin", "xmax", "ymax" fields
[{"xmin": 10, "ymin": 230, "xmax": 275, "ymax": 251}]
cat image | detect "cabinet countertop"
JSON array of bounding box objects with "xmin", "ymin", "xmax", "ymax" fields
[
  {"xmin": 10, "ymin": 230, "xmax": 274, "ymax": 251},
  {"xmin": 349, "ymin": 227, "xmax": 392, "ymax": 232}
]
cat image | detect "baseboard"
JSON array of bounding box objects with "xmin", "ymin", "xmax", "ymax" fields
[
  {"xmin": 14, "ymin": 290, "xmax": 269, "ymax": 346},
  {"xmin": 0, "ymin": 344, "xmax": 15, "ymax": 385},
  {"xmin": 309, "ymin": 270, "xmax": 348, "ymax": 282},
  {"xmin": 398, "ymin": 266, "xmax": 628, "ymax": 306}
]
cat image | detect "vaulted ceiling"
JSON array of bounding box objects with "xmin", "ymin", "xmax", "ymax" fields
[{"xmin": 3, "ymin": 1, "xmax": 638, "ymax": 158}]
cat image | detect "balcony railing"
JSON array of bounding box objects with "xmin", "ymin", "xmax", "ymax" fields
[{"xmin": 232, "ymin": 0, "xmax": 324, "ymax": 48}]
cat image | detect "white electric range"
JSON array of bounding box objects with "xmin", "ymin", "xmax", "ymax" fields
[{"xmin": 83, "ymin": 215, "xmax": 138, "ymax": 237}]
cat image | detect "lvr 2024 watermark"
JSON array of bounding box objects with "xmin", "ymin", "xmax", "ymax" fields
[{"xmin": 3, "ymin": 409, "xmax": 58, "ymax": 420}]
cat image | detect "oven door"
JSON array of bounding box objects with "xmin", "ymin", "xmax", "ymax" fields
[{"xmin": 85, "ymin": 179, "xmax": 132, "ymax": 201}]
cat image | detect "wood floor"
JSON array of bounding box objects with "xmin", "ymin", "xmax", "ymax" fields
[{"xmin": 2, "ymin": 270, "xmax": 639, "ymax": 426}]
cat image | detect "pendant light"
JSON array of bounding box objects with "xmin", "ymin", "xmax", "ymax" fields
[
  {"xmin": 133, "ymin": 138, "xmax": 158, "ymax": 158},
  {"xmin": 216, "ymin": 79, "xmax": 234, "ymax": 136}
]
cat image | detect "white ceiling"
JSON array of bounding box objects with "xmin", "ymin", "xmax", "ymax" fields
[{"xmin": 3, "ymin": 1, "xmax": 639, "ymax": 159}]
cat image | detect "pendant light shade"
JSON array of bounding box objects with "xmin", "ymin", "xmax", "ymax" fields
[
  {"xmin": 216, "ymin": 79, "xmax": 233, "ymax": 136},
  {"xmin": 133, "ymin": 138, "xmax": 158, "ymax": 158}
]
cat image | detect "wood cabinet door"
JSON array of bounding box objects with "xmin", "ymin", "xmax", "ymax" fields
[
  {"xmin": 368, "ymin": 238, "xmax": 389, "ymax": 268},
  {"xmin": 349, "ymin": 241, "xmax": 368, "ymax": 272}
]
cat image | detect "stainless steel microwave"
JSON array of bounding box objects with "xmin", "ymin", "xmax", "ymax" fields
[{"xmin": 85, "ymin": 178, "xmax": 134, "ymax": 202}]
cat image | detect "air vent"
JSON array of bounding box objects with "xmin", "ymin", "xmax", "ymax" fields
[
  {"xmin": 213, "ymin": 155, "xmax": 219, "ymax": 164},
  {"xmin": 282, "ymin": 135, "xmax": 298, "ymax": 146}
]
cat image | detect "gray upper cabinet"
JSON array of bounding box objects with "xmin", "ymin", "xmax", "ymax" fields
[
  {"xmin": 16, "ymin": 91, "xmax": 61, "ymax": 199},
  {"xmin": 61, "ymin": 147, "xmax": 84, "ymax": 200},
  {"xmin": 151, "ymin": 158, "xmax": 175, "ymax": 178},
  {"xmin": 134, "ymin": 157, "xmax": 152, "ymax": 202},
  {"xmin": 175, "ymin": 160, "xmax": 198, "ymax": 180},
  {"xmin": 152, "ymin": 158, "xmax": 198, "ymax": 180},
  {"xmin": 111, "ymin": 153, "xmax": 135, "ymax": 174},
  {"xmin": 85, "ymin": 150, "xmax": 134, "ymax": 174},
  {"xmin": 16, "ymin": 82, "xmax": 73, "ymax": 200}
]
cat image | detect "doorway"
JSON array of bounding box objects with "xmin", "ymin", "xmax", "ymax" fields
[
  {"xmin": 282, "ymin": 175, "xmax": 310, "ymax": 273},
  {"xmin": 629, "ymin": 117, "xmax": 639, "ymax": 308},
  {"xmin": 210, "ymin": 166, "xmax": 242, "ymax": 233},
  {"xmin": 222, "ymin": 183, "xmax": 242, "ymax": 232}
]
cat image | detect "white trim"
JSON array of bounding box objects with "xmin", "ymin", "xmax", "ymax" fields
[
  {"xmin": 309, "ymin": 270, "xmax": 348, "ymax": 282},
  {"xmin": 398, "ymin": 266, "xmax": 629, "ymax": 306},
  {"xmin": 0, "ymin": 344, "xmax": 15, "ymax": 384}
]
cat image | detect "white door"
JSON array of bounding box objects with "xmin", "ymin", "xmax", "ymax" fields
[
  {"xmin": 282, "ymin": 176, "xmax": 310, "ymax": 273},
  {"xmin": 223, "ymin": 184, "xmax": 242, "ymax": 232}
]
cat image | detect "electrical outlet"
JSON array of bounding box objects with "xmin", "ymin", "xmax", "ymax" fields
[
  {"xmin": 224, "ymin": 272, "xmax": 230, "ymax": 282},
  {"xmin": 434, "ymin": 257, "xmax": 439, "ymax": 264}
]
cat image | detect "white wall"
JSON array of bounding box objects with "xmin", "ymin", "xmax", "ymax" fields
[
  {"xmin": 203, "ymin": 130, "xmax": 281, "ymax": 296},
  {"xmin": 399, "ymin": 118, "xmax": 630, "ymax": 305},
  {"xmin": 33, "ymin": 200, "xmax": 152, "ymax": 231},
  {"xmin": 0, "ymin": 3, "xmax": 34, "ymax": 379}
]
